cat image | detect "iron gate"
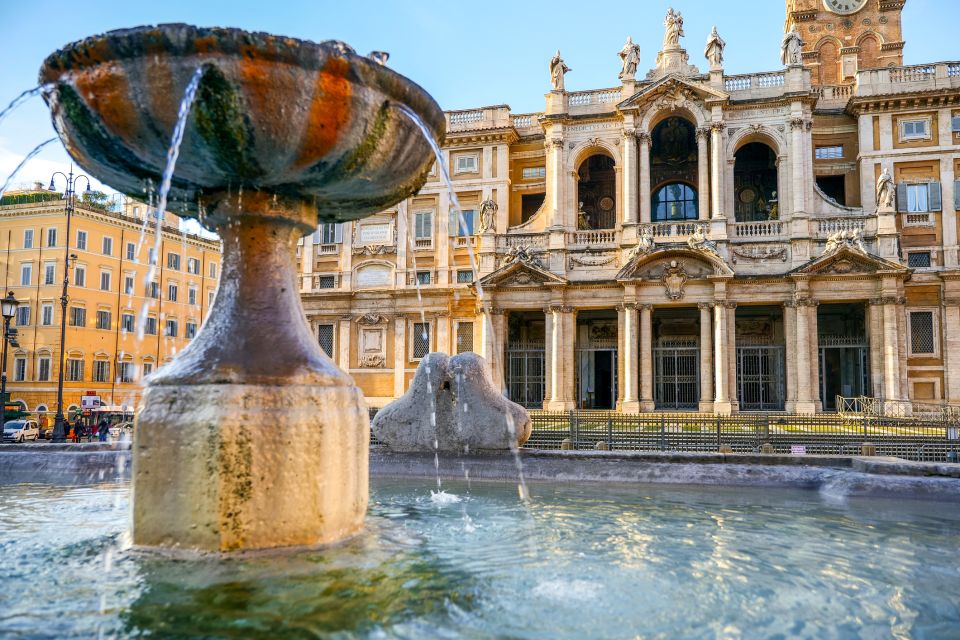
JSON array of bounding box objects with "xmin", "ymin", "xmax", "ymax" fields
[
  {"xmin": 505, "ymin": 343, "xmax": 545, "ymax": 409},
  {"xmin": 736, "ymin": 345, "xmax": 785, "ymax": 411},
  {"xmin": 819, "ymin": 337, "xmax": 869, "ymax": 412},
  {"xmin": 654, "ymin": 338, "xmax": 699, "ymax": 410}
]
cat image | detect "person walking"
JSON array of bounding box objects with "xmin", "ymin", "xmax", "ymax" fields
[{"xmin": 98, "ymin": 419, "xmax": 109, "ymax": 442}]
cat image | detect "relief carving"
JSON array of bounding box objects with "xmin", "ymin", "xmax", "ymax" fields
[{"xmin": 661, "ymin": 260, "xmax": 688, "ymax": 300}]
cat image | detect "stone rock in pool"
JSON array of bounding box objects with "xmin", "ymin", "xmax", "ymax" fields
[{"xmin": 372, "ymin": 352, "xmax": 531, "ymax": 452}]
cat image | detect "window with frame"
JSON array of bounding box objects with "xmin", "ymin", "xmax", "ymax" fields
[
  {"xmin": 165, "ymin": 319, "xmax": 178, "ymax": 337},
  {"xmin": 76, "ymin": 230, "xmax": 87, "ymax": 250},
  {"xmin": 900, "ymin": 118, "xmax": 930, "ymax": 141},
  {"xmin": 148, "ymin": 247, "xmax": 157, "ymax": 265},
  {"xmin": 96, "ymin": 310, "xmax": 111, "ymax": 330},
  {"xmin": 167, "ymin": 283, "xmax": 178, "ymax": 302},
  {"xmin": 142, "ymin": 362, "xmax": 153, "ymax": 377},
  {"xmin": 66, "ymin": 358, "xmax": 84, "ymax": 382},
  {"xmin": 317, "ymin": 223, "xmax": 343, "ymax": 244},
  {"xmin": 909, "ymin": 311, "xmax": 936, "ymax": 355},
  {"xmin": 69, "ymin": 307, "xmax": 86, "ymax": 327},
  {"xmin": 124, "ymin": 275, "xmax": 134, "ymax": 295},
  {"xmin": 318, "ymin": 323, "xmax": 335, "ymax": 358},
  {"xmin": 209, "ymin": 262, "xmax": 217, "ymax": 279},
  {"xmin": 456, "ymin": 322, "xmax": 474, "ymax": 354},
  {"xmin": 454, "ymin": 154, "xmax": 478, "ymax": 175},
  {"xmin": 74, "ymin": 265, "xmax": 85, "ymax": 287},
  {"xmin": 41, "ymin": 304, "xmax": 53, "ymax": 326},
  {"xmin": 144, "ymin": 317, "xmax": 158, "ymax": 335},
  {"xmin": 15, "ymin": 306, "xmax": 29, "ymax": 326},
  {"xmin": 23, "ymin": 229, "xmax": 33, "ymax": 249},
  {"xmin": 316, "ymin": 275, "xmax": 336, "ymax": 289},
  {"xmin": 815, "ymin": 145, "xmax": 843, "ymax": 160},
  {"xmin": 412, "ymin": 322, "xmax": 430, "ymax": 359},
  {"xmin": 188, "ymin": 287, "xmax": 197, "ymax": 305},
  {"xmin": 521, "ymin": 166, "xmax": 546, "ymax": 180},
  {"xmin": 100, "ymin": 271, "xmax": 111, "ymax": 292},
  {"xmin": 37, "ymin": 357, "xmax": 50, "ymax": 381},
  {"xmin": 187, "ymin": 257, "xmax": 200, "ymax": 274},
  {"xmin": 20, "ymin": 264, "xmax": 31, "ymax": 286},
  {"xmin": 456, "ymin": 269, "xmax": 474, "ymax": 284},
  {"xmin": 148, "ymin": 281, "xmax": 159, "ymax": 299},
  {"xmin": 13, "ymin": 357, "xmax": 26, "ymax": 382},
  {"xmin": 208, "ymin": 290, "xmax": 216, "ymax": 307},
  {"xmin": 121, "ymin": 313, "xmax": 135, "ymax": 333},
  {"xmin": 186, "ymin": 322, "xmax": 197, "ymax": 339},
  {"xmin": 46, "ymin": 228, "xmax": 56, "ymax": 248},
  {"xmin": 118, "ymin": 362, "xmax": 134, "ymax": 383},
  {"xmin": 44, "ymin": 263, "xmax": 55, "ymax": 285},
  {"xmin": 126, "ymin": 242, "xmax": 136, "ymax": 261},
  {"xmin": 94, "ymin": 360, "xmax": 110, "ymax": 383},
  {"xmin": 953, "ymin": 114, "xmax": 960, "ymax": 134},
  {"xmin": 653, "ymin": 182, "xmax": 698, "ymax": 221},
  {"xmin": 167, "ymin": 252, "xmax": 181, "ymax": 270},
  {"xmin": 416, "ymin": 271, "xmax": 431, "ymax": 285},
  {"xmin": 102, "ymin": 236, "xmax": 113, "ymax": 256},
  {"xmin": 413, "ymin": 211, "xmax": 433, "ymax": 241},
  {"xmin": 907, "ymin": 252, "xmax": 932, "ymax": 268},
  {"xmin": 450, "ymin": 209, "xmax": 475, "ymax": 236},
  {"xmin": 899, "ymin": 182, "xmax": 942, "ymax": 213}
]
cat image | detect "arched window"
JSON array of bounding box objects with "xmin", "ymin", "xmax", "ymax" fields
[
  {"xmin": 652, "ymin": 183, "xmax": 698, "ymax": 221},
  {"xmin": 818, "ymin": 41, "xmax": 840, "ymax": 85},
  {"xmin": 857, "ymin": 35, "xmax": 880, "ymax": 71},
  {"xmin": 576, "ymin": 154, "xmax": 617, "ymax": 230}
]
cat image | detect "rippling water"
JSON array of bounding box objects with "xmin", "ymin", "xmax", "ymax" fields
[{"xmin": 0, "ymin": 479, "xmax": 958, "ymax": 638}]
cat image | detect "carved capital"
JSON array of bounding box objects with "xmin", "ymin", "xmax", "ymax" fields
[
  {"xmin": 697, "ymin": 302, "xmax": 714, "ymax": 310},
  {"xmin": 722, "ymin": 301, "xmax": 738, "ymax": 309},
  {"xmin": 789, "ymin": 117, "xmax": 808, "ymax": 130},
  {"xmin": 549, "ymin": 138, "xmax": 565, "ymax": 149},
  {"xmin": 635, "ymin": 130, "xmax": 651, "ymax": 144},
  {"xmin": 711, "ymin": 121, "xmax": 726, "ymax": 133},
  {"xmin": 548, "ymin": 304, "xmax": 574, "ymax": 314},
  {"xmin": 638, "ymin": 304, "xmax": 653, "ymax": 312},
  {"xmin": 794, "ymin": 296, "xmax": 819, "ymax": 307},
  {"xmin": 870, "ymin": 295, "xmax": 907, "ymax": 306},
  {"xmin": 623, "ymin": 127, "xmax": 637, "ymax": 139},
  {"xmin": 616, "ymin": 302, "xmax": 638, "ymax": 312},
  {"xmin": 696, "ymin": 126, "xmax": 711, "ymax": 140}
]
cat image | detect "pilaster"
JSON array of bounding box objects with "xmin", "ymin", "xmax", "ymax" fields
[
  {"xmin": 638, "ymin": 131, "xmax": 652, "ymax": 225},
  {"xmin": 393, "ymin": 315, "xmax": 407, "ymax": 398},
  {"xmin": 639, "ymin": 304, "xmax": 654, "ymax": 411},
  {"xmin": 617, "ymin": 303, "xmax": 640, "ymax": 412},
  {"xmin": 698, "ymin": 302, "xmax": 714, "ymax": 412}
]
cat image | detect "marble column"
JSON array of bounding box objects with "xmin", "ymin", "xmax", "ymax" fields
[
  {"xmin": 480, "ymin": 307, "xmax": 505, "ymax": 391},
  {"xmin": 713, "ymin": 302, "xmax": 732, "ymax": 414},
  {"xmin": 544, "ymin": 309, "xmax": 554, "ymax": 406},
  {"xmin": 622, "ymin": 129, "xmax": 638, "ymax": 226},
  {"xmin": 618, "ymin": 303, "xmax": 640, "ymax": 412},
  {"xmin": 546, "ymin": 305, "xmax": 575, "ymax": 410},
  {"xmin": 549, "ymin": 138, "xmax": 565, "ymax": 228},
  {"xmin": 868, "ymin": 302, "xmax": 884, "ymax": 397},
  {"xmin": 792, "ymin": 299, "xmax": 814, "ymax": 413},
  {"xmin": 790, "ymin": 118, "xmax": 807, "ymax": 215},
  {"xmin": 879, "ymin": 297, "xmax": 902, "ymax": 401},
  {"xmin": 437, "ymin": 185, "xmax": 451, "ymax": 286},
  {"xmin": 725, "ymin": 301, "xmax": 738, "ymax": 412},
  {"xmin": 393, "ymin": 315, "xmax": 407, "ymax": 398},
  {"xmin": 710, "ymin": 122, "xmax": 725, "ymax": 219},
  {"xmin": 783, "ymin": 303, "xmax": 797, "ymax": 410},
  {"xmin": 639, "ymin": 304, "xmax": 654, "ymax": 411},
  {"xmin": 638, "ymin": 132, "xmax": 652, "ymax": 225},
  {"xmin": 697, "ymin": 126, "xmax": 711, "ymax": 220},
  {"xmin": 338, "ymin": 317, "xmax": 351, "ymax": 371},
  {"xmin": 940, "ymin": 157, "xmax": 957, "ymax": 267},
  {"xmin": 698, "ymin": 302, "xmax": 714, "ymax": 412}
]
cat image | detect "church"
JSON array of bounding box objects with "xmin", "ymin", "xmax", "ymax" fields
[{"xmin": 299, "ymin": 0, "xmax": 960, "ymax": 414}]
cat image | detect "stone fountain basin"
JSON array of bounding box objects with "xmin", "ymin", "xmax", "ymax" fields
[{"xmin": 39, "ymin": 23, "xmax": 445, "ymax": 225}]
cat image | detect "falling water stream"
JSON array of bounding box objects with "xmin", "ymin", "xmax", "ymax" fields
[
  {"xmin": 0, "ymin": 138, "xmax": 57, "ymax": 201},
  {"xmin": 0, "ymin": 84, "xmax": 52, "ymax": 128}
]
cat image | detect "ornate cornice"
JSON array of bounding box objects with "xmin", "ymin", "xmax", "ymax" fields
[{"xmin": 869, "ymin": 296, "xmax": 907, "ymax": 306}]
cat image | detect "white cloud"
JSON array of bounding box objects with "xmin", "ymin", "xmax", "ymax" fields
[{"xmin": 0, "ymin": 140, "xmax": 114, "ymax": 194}]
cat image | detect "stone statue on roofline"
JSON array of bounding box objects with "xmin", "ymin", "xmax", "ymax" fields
[
  {"xmin": 876, "ymin": 167, "xmax": 896, "ymax": 212},
  {"xmin": 618, "ymin": 36, "xmax": 641, "ymax": 79},
  {"xmin": 663, "ymin": 8, "xmax": 684, "ymax": 49},
  {"xmin": 550, "ymin": 50, "xmax": 570, "ymax": 91},
  {"xmin": 781, "ymin": 25, "xmax": 804, "ymax": 67},
  {"xmin": 704, "ymin": 26, "xmax": 725, "ymax": 70}
]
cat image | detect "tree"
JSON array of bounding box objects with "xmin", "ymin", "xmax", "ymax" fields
[{"xmin": 80, "ymin": 190, "xmax": 111, "ymax": 210}]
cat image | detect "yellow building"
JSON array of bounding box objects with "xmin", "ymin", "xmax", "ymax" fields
[{"xmin": 0, "ymin": 187, "xmax": 221, "ymax": 416}]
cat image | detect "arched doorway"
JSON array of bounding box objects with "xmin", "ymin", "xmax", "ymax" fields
[
  {"xmin": 650, "ymin": 117, "xmax": 699, "ymax": 221},
  {"xmin": 734, "ymin": 142, "xmax": 778, "ymax": 222},
  {"xmin": 576, "ymin": 154, "xmax": 617, "ymax": 229}
]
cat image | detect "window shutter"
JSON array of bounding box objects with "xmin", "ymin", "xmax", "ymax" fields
[
  {"xmin": 312, "ymin": 229, "xmax": 320, "ymax": 244},
  {"xmin": 896, "ymin": 182, "xmax": 908, "ymax": 213},
  {"xmin": 928, "ymin": 182, "xmax": 942, "ymax": 212},
  {"xmin": 334, "ymin": 223, "xmax": 343, "ymax": 243},
  {"xmin": 449, "ymin": 210, "xmax": 459, "ymax": 236},
  {"xmin": 954, "ymin": 180, "xmax": 960, "ymax": 210}
]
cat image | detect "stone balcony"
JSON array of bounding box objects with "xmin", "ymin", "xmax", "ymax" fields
[
  {"xmin": 855, "ymin": 61, "xmax": 960, "ymax": 97},
  {"xmin": 445, "ymin": 105, "xmax": 513, "ymax": 133},
  {"xmin": 566, "ymin": 88, "xmax": 623, "ymax": 116}
]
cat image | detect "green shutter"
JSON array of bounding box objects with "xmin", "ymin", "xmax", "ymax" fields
[
  {"xmin": 928, "ymin": 182, "xmax": 942, "ymax": 212},
  {"xmin": 896, "ymin": 182, "xmax": 908, "ymax": 212}
]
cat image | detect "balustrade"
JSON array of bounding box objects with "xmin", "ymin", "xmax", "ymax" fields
[
  {"xmin": 567, "ymin": 89, "xmax": 620, "ymax": 107},
  {"xmin": 498, "ymin": 233, "xmax": 548, "ymax": 251},
  {"xmin": 565, "ymin": 229, "xmax": 617, "ymax": 246},
  {"xmin": 733, "ymin": 220, "xmax": 783, "ymax": 239},
  {"xmin": 724, "ymin": 72, "xmax": 785, "ymax": 93},
  {"xmin": 816, "ymin": 216, "xmax": 867, "ymax": 236},
  {"xmin": 640, "ymin": 221, "xmax": 709, "ymax": 239}
]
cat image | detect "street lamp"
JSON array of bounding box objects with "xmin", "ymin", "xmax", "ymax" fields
[
  {"xmin": 1, "ymin": 291, "xmax": 19, "ymax": 426},
  {"xmin": 48, "ymin": 167, "xmax": 90, "ymax": 443}
]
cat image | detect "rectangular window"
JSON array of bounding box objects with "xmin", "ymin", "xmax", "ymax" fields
[
  {"xmin": 187, "ymin": 257, "xmax": 200, "ymax": 275},
  {"xmin": 20, "ymin": 264, "xmax": 31, "ymax": 286},
  {"xmin": 93, "ymin": 360, "xmax": 110, "ymax": 383},
  {"xmin": 907, "ymin": 252, "xmax": 932, "ymax": 268},
  {"xmin": 67, "ymin": 358, "xmax": 84, "ymax": 382},
  {"xmin": 69, "ymin": 307, "xmax": 86, "ymax": 327},
  {"xmin": 15, "ymin": 306, "xmax": 29, "ymax": 326},
  {"xmin": 96, "ymin": 310, "xmax": 111, "ymax": 330},
  {"xmin": 186, "ymin": 322, "xmax": 197, "ymax": 339},
  {"xmin": 317, "ymin": 223, "xmax": 343, "ymax": 244},
  {"xmin": 167, "ymin": 283, "xmax": 178, "ymax": 302},
  {"xmin": 100, "ymin": 271, "xmax": 111, "ymax": 292},
  {"xmin": 901, "ymin": 118, "xmax": 930, "ymax": 141},
  {"xmin": 165, "ymin": 319, "xmax": 178, "ymax": 337},
  {"xmin": 74, "ymin": 265, "xmax": 85, "ymax": 287},
  {"xmin": 188, "ymin": 287, "xmax": 197, "ymax": 305},
  {"xmin": 46, "ymin": 228, "xmax": 56, "ymax": 248},
  {"xmin": 148, "ymin": 247, "xmax": 157, "ymax": 265},
  {"xmin": 413, "ymin": 322, "xmax": 430, "ymax": 359},
  {"xmin": 413, "ymin": 211, "xmax": 433, "ymax": 241},
  {"xmin": 148, "ymin": 282, "xmax": 159, "ymax": 299},
  {"xmin": 318, "ymin": 323, "xmax": 335, "ymax": 358},
  {"xmin": 906, "ymin": 184, "xmax": 929, "ymax": 212},
  {"xmin": 144, "ymin": 317, "xmax": 158, "ymax": 335},
  {"xmin": 209, "ymin": 262, "xmax": 217, "ymax": 279},
  {"xmin": 41, "ymin": 304, "xmax": 53, "ymax": 326},
  {"xmin": 456, "ymin": 269, "xmax": 474, "ymax": 284},
  {"xmin": 521, "ymin": 166, "xmax": 546, "ymax": 179},
  {"xmin": 126, "ymin": 242, "xmax": 136, "ymax": 261},
  {"xmin": 814, "ymin": 145, "xmax": 844, "ymax": 160},
  {"xmin": 909, "ymin": 311, "xmax": 935, "ymax": 355},
  {"xmin": 118, "ymin": 362, "xmax": 134, "ymax": 383},
  {"xmin": 37, "ymin": 357, "xmax": 50, "ymax": 382},
  {"xmin": 121, "ymin": 313, "xmax": 135, "ymax": 332},
  {"xmin": 451, "ymin": 209, "xmax": 475, "ymax": 237},
  {"xmin": 142, "ymin": 362, "xmax": 153, "ymax": 377},
  {"xmin": 167, "ymin": 253, "xmax": 180, "ymax": 270},
  {"xmin": 454, "ymin": 154, "xmax": 478, "ymax": 174},
  {"xmin": 76, "ymin": 230, "xmax": 87, "ymax": 250},
  {"xmin": 316, "ymin": 275, "xmax": 336, "ymax": 289},
  {"xmin": 44, "ymin": 263, "xmax": 55, "ymax": 285},
  {"xmin": 102, "ymin": 236, "xmax": 113, "ymax": 256},
  {"xmin": 13, "ymin": 357, "xmax": 26, "ymax": 382},
  {"xmin": 416, "ymin": 271, "xmax": 431, "ymax": 285},
  {"xmin": 456, "ymin": 322, "xmax": 474, "ymax": 354},
  {"xmin": 124, "ymin": 275, "xmax": 134, "ymax": 295},
  {"xmin": 953, "ymin": 115, "xmax": 960, "ymax": 133},
  {"xmin": 23, "ymin": 229, "xmax": 33, "ymax": 249},
  {"xmin": 208, "ymin": 290, "xmax": 215, "ymax": 307}
]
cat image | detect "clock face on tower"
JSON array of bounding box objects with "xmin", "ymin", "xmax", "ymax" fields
[{"xmin": 823, "ymin": 0, "xmax": 868, "ymax": 14}]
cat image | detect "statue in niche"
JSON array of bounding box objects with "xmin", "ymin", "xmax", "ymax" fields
[
  {"xmin": 781, "ymin": 26, "xmax": 804, "ymax": 67},
  {"xmin": 618, "ymin": 36, "xmax": 641, "ymax": 79},
  {"xmin": 478, "ymin": 198, "xmax": 498, "ymax": 234},
  {"xmin": 577, "ymin": 202, "xmax": 592, "ymax": 230},
  {"xmin": 876, "ymin": 167, "xmax": 896, "ymax": 211},
  {"xmin": 704, "ymin": 26, "xmax": 725, "ymax": 70},
  {"xmin": 550, "ymin": 50, "xmax": 570, "ymax": 91},
  {"xmin": 663, "ymin": 8, "xmax": 684, "ymax": 49}
]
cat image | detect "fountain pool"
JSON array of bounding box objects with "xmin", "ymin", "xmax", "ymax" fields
[{"xmin": 2, "ymin": 477, "xmax": 958, "ymax": 638}]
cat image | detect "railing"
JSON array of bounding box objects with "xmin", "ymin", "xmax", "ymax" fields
[
  {"xmin": 414, "ymin": 237, "xmax": 433, "ymax": 250},
  {"xmin": 838, "ymin": 396, "xmax": 960, "ymax": 427},
  {"xmin": 565, "ymin": 229, "xmax": 617, "ymax": 246},
  {"xmin": 724, "ymin": 71, "xmax": 785, "ymax": 92},
  {"xmin": 445, "ymin": 106, "xmax": 512, "ymax": 132},
  {"xmin": 856, "ymin": 61, "xmax": 960, "ymax": 96},
  {"xmin": 890, "ymin": 65, "xmax": 936, "ymax": 83},
  {"xmin": 567, "ymin": 88, "xmax": 621, "ymax": 107},
  {"xmin": 497, "ymin": 233, "xmax": 548, "ymax": 251},
  {"xmin": 733, "ymin": 220, "xmax": 783, "ymax": 239},
  {"xmin": 949, "ymin": 63, "xmax": 960, "ymax": 78},
  {"xmin": 904, "ymin": 211, "xmax": 934, "ymax": 227},
  {"xmin": 816, "ymin": 216, "xmax": 867, "ymax": 236},
  {"xmin": 511, "ymin": 113, "xmax": 540, "ymax": 129},
  {"xmin": 317, "ymin": 243, "xmax": 339, "ymax": 255},
  {"xmin": 817, "ymin": 84, "xmax": 854, "ymax": 106},
  {"xmin": 641, "ymin": 220, "xmax": 709, "ymax": 239},
  {"xmin": 448, "ymin": 110, "xmax": 483, "ymax": 125},
  {"xmin": 453, "ymin": 235, "xmax": 477, "ymax": 249}
]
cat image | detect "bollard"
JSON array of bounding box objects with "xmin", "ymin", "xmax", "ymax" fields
[
  {"xmin": 861, "ymin": 442, "xmax": 877, "ymax": 457},
  {"xmin": 761, "ymin": 442, "xmax": 775, "ymax": 454},
  {"xmin": 595, "ymin": 441, "xmax": 609, "ymax": 451},
  {"xmin": 561, "ymin": 438, "xmax": 573, "ymax": 450}
]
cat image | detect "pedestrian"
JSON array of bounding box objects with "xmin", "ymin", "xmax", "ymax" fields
[
  {"xmin": 99, "ymin": 423, "xmax": 108, "ymax": 442},
  {"xmin": 67, "ymin": 425, "xmax": 76, "ymax": 442}
]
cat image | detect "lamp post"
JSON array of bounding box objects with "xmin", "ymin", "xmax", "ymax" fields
[
  {"xmin": 48, "ymin": 167, "xmax": 91, "ymax": 443},
  {"xmin": 1, "ymin": 291, "xmax": 19, "ymax": 425}
]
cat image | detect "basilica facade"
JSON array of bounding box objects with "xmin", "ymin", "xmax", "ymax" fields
[{"xmin": 300, "ymin": 0, "xmax": 960, "ymax": 414}]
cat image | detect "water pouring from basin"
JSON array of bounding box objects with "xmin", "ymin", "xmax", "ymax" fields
[{"xmin": 39, "ymin": 24, "xmax": 444, "ymax": 552}]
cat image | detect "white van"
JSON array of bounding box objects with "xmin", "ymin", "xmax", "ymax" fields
[{"xmin": 2, "ymin": 420, "xmax": 40, "ymax": 443}]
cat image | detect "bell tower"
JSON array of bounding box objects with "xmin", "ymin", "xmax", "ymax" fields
[{"xmin": 785, "ymin": 0, "xmax": 905, "ymax": 85}]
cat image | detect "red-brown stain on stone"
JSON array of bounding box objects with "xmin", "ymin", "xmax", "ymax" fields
[
  {"xmin": 73, "ymin": 65, "xmax": 140, "ymax": 144},
  {"xmin": 293, "ymin": 56, "xmax": 352, "ymax": 170}
]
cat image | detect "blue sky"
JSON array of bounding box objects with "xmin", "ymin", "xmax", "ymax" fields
[{"xmin": 0, "ymin": 0, "xmax": 957, "ymax": 194}]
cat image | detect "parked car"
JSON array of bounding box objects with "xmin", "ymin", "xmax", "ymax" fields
[
  {"xmin": 108, "ymin": 422, "xmax": 134, "ymax": 439},
  {"xmin": 2, "ymin": 420, "xmax": 40, "ymax": 443}
]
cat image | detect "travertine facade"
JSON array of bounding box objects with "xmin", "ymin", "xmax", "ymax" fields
[{"xmin": 299, "ymin": 0, "xmax": 958, "ymax": 413}]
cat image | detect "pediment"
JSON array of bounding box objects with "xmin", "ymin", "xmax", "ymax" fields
[
  {"xmin": 478, "ymin": 259, "xmax": 568, "ymax": 289},
  {"xmin": 618, "ymin": 75, "xmax": 728, "ymax": 111},
  {"xmin": 617, "ymin": 246, "xmax": 733, "ymax": 281},
  {"xmin": 790, "ymin": 246, "xmax": 907, "ymax": 277}
]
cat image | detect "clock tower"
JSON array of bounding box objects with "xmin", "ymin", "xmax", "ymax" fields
[{"xmin": 785, "ymin": 0, "xmax": 905, "ymax": 85}]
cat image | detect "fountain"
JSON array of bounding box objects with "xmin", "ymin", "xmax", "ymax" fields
[{"xmin": 39, "ymin": 24, "xmax": 444, "ymax": 551}]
